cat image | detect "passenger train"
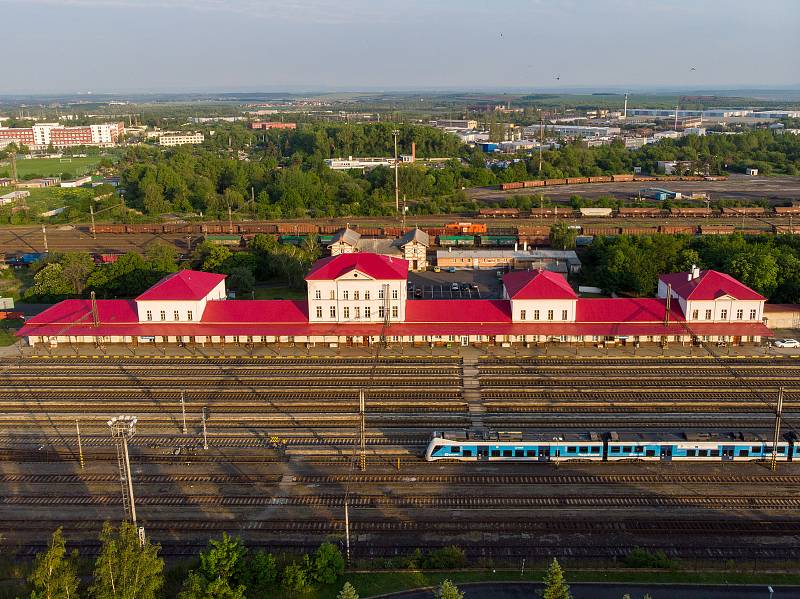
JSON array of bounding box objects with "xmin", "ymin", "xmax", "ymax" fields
[{"xmin": 425, "ymin": 430, "xmax": 797, "ymax": 462}]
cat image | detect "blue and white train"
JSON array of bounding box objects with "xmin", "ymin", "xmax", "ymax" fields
[{"xmin": 425, "ymin": 430, "xmax": 797, "ymax": 462}]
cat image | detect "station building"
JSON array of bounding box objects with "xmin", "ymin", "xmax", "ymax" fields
[{"xmin": 18, "ymin": 254, "xmax": 772, "ymax": 349}]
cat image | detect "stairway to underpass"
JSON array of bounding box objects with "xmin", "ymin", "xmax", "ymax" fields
[{"xmin": 461, "ymin": 353, "xmax": 485, "ymax": 429}]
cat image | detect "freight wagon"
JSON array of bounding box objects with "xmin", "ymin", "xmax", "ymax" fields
[
  {"xmin": 699, "ymin": 225, "xmax": 735, "ymax": 235},
  {"xmin": 438, "ymin": 235, "xmax": 475, "ymax": 247},
  {"xmin": 500, "ymin": 182, "xmax": 524, "ymax": 191},
  {"xmin": 479, "ymin": 235, "xmax": 517, "ymax": 247},
  {"xmin": 775, "ymin": 206, "xmax": 800, "ymax": 216},
  {"xmin": 581, "ymin": 226, "xmax": 622, "ymax": 236},
  {"xmin": 618, "ymin": 208, "xmax": 662, "ymax": 218},
  {"xmin": 579, "ymin": 207, "xmax": 613, "ymax": 217},
  {"xmin": 670, "ymin": 208, "xmax": 713, "ymax": 218},
  {"xmin": 478, "ymin": 208, "xmax": 520, "ymax": 218},
  {"xmin": 522, "ymin": 180, "xmax": 545, "ymax": 188},
  {"xmin": 721, "ymin": 207, "xmax": 766, "ymax": 216}
]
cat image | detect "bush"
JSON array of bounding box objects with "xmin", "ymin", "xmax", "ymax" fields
[
  {"xmin": 281, "ymin": 562, "xmax": 310, "ymax": 593},
  {"xmin": 623, "ymin": 547, "xmax": 678, "ymax": 569},
  {"xmin": 422, "ymin": 546, "xmax": 467, "ymax": 569}
]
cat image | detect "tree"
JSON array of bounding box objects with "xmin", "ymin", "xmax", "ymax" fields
[
  {"xmin": 200, "ymin": 245, "xmax": 233, "ymax": 273},
  {"xmin": 542, "ymin": 558, "xmax": 571, "ymax": 599},
  {"xmin": 336, "ymin": 582, "xmax": 359, "ymax": 599},
  {"xmin": 145, "ymin": 243, "xmax": 179, "ymax": 276},
  {"xmin": 199, "ymin": 533, "xmax": 247, "ymax": 583},
  {"xmin": 281, "ymin": 562, "xmax": 309, "ymax": 593},
  {"xmin": 226, "ymin": 267, "xmax": 255, "ymax": 293},
  {"xmin": 245, "ymin": 551, "xmax": 277, "ymax": 597},
  {"xmin": 549, "ymin": 220, "xmax": 577, "ymax": 250},
  {"xmin": 179, "ymin": 574, "xmax": 245, "ymax": 599},
  {"xmin": 90, "ymin": 521, "xmax": 164, "ymax": 599},
  {"xmin": 59, "ymin": 252, "xmax": 96, "ymax": 295},
  {"xmin": 434, "ymin": 580, "xmax": 463, "ymax": 599},
  {"xmin": 28, "ymin": 528, "xmax": 80, "ymax": 599},
  {"xmin": 311, "ymin": 542, "xmax": 345, "ymax": 585},
  {"xmin": 25, "ymin": 263, "xmax": 74, "ymax": 301}
]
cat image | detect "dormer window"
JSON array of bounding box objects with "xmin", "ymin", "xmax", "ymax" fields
[{"xmin": 315, "ymin": 290, "xmax": 321, "ymax": 299}]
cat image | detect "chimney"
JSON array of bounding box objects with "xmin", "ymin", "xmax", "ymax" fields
[
  {"xmin": 411, "ymin": 142, "xmax": 416, "ymax": 162},
  {"xmin": 691, "ymin": 264, "xmax": 700, "ymax": 280},
  {"xmin": 514, "ymin": 242, "xmax": 518, "ymax": 251}
]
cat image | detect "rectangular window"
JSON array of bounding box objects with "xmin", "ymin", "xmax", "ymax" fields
[
  {"xmin": 364, "ymin": 307, "xmax": 371, "ymax": 318},
  {"xmin": 520, "ymin": 310, "xmax": 526, "ymax": 321},
  {"xmin": 315, "ymin": 289, "xmax": 321, "ymax": 299},
  {"xmin": 354, "ymin": 307, "xmax": 360, "ymax": 318},
  {"xmin": 353, "ymin": 291, "xmax": 359, "ymax": 300},
  {"xmin": 392, "ymin": 289, "xmax": 398, "ymax": 299},
  {"xmin": 187, "ymin": 310, "xmax": 192, "ymax": 321},
  {"xmin": 174, "ymin": 310, "xmax": 179, "ymax": 320},
  {"xmin": 329, "ymin": 290, "xmax": 335, "ymax": 300},
  {"xmin": 343, "ymin": 290, "xmax": 349, "ymax": 300},
  {"xmin": 330, "ymin": 306, "xmax": 336, "ymax": 318},
  {"xmin": 316, "ymin": 306, "xmax": 323, "ymax": 318},
  {"xmin": 750, "ymin": 309, "xmax": 757, "ymax": 319},
  {"xmin": 562, "ymin": 309, "xmax": 568, "ymax": 320},
  {"xmin": 705, "ymin": 309, "xmax": 712, "ymax": 319},
  {"xmin": 146, "ymin": 310, "xmax": 152, "ymax": 321},
  {"xmin": 720, "ymin": 309, "xmax": 728, "ymax": 320},
  {"xmin": 378, "ymin": 306, "xmax": 385, "ymax": 318},
  {"xmin": 736, "ymin": 309, "xmax": 743, "ymax": 319},
  {"xmin": 160, "ymin": 310, "xmax": 166, "ymax": 321},
  {"xmin": 534, "ymin": 310, "xmax": 540, "ymax": 320},
  {"xmin": 378, "ymin": 289, "xmax": 385, "ymax": 299},
  {"xmin": 547, "ymin": 309, "xmax": 554, "ymax": 321},
  {"xmin": 692, "ymin": 310, "xmax": 699, "ymax": 319},
  {"xmin": 392, "ymin": 306, "xmax": 399, "ymax": 318},
  {"xmin": 364, "ymin": 291, "xmax": 370, "ymax": 300},
  {"xmin": 343, "ymin": 307, "xmax": 350, "ymax": 319}
]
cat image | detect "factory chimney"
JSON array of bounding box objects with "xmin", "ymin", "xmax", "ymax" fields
[
  {"xmin": 623, "ymin": 93, "xmax": 628, "ymax": 120},
  {"xmin": 411, "ymin": 142, "xmax": 416, "ymax": 162}
]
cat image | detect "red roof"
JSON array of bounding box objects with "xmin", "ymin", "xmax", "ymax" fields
[
  {"xmin": 305, "ymin": 253, "xmax": 408, "ymax": 281},
  {"xmin": 576, "ymin": 298, "xmax": 685, "ymax": 323},
  {"xmin": 406, "ymin": 300, "xmax": 511, "ymax": 322},
  {"xmin": 503, "ymin": 270, "xmax": 577, "ymax": 300},
  {"xmin": 659, "ymin": 270, "xmax": 765, "ymax": 301},
  {"xmin": 136, "ymin": 270, "xmax": 226, "ymax": 301}
]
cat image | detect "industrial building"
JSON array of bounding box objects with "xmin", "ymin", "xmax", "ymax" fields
[
  {"xmin": 158, "ymin": 132, "xmax": 205, "ymax": 147},
  {"xmin": 436, "ymin": 249, "xmax": 581, "ymax": 274},
  {"xmin": 19, "ymin": 254, "xmax": 771, "ymax": 349}
]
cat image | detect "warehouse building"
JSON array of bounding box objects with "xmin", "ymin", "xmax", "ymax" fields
[{"xmin": 19, "ymin": 254, "xmax": 772, "ymax": 348}]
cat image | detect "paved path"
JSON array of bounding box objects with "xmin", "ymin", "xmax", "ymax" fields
[{"xmin": 375, "ymin": 581, "xmax": 800, "ymax": 598}]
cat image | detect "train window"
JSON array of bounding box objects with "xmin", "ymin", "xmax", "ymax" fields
[
  {"xmin": 450, "ymin": 446, "xmax": 460, "ymax": 453},
  {"xmin": 778, "ymin": 447, "xmax": 786, "ymax": 454},
  {"xmin": 432, "ymin": 446, "xmax": 443, "ymax": 454},
  {"xmin": 579, "ymin": 447, "xmax": 588, "ymax": 454},
  {"xmin": 610, "ymin": 447, "xmax": 620, "ymax": 453},
  {"xmin": 590, "ymin": 447, "xmax": 600, "ymax": 453},
  {"xmin": 567, "ymin": 446, "xmax": 576, "ymax": 453},
  {"xmin": 687, "ymin": 450, "xmax": 697, "ymax": 457},
  {"xmin": 514, "ymin": 450, "xmax": 524, "ymax": 457},
  {"xmin": 623, "ymin": 446, "xmax": 632, "ymax": 453},
  {"xmin": 739, "ymin": 449, "xmax": 749, "ymax": 456},
  {"xmin": 526, "ymin": 450, "xmax": 536, "ymax": 457},
  {"xmin": 634, "ymin": 446, "xmax": 643, "ymax": 452},
  {"xmin": 765, "ymin": 446, "xmax": 773, "ymax": 453},
  {"xmin": 710, "ymin": 450, "xmax": 719, "ymax": 457},
  {"xmin": 462, "ymin": 450, "xmax": 472, "ymax": 457},
  {"xmin": 502, "ymin": 450, "xmax": 513, "ymax": 457},
  {"xmin": 645, "ymin": 450, "xmax": 655, "ymax": 457},
  {"xmin": 698, "ymin": 450, "xmax": 708, "ymax": 457},
  {"xmin": 491, "ymin": 450, "xmax": 500, "ymax": 457},
  {"xmin": 751, "ymin": 446, "xmax": 761, "ymax": 453}
]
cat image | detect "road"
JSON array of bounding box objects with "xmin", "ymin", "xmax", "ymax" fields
[{"xmin": 377, "ymin": 581, "xmax": 800, "ymax": 598}]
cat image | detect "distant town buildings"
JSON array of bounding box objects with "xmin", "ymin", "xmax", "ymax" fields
[
  {"xmin": 431, "ymin": 119, "xmax": 479, "ymax": 130},
  {"xmin": 0, "ymin": 122, "xmax": 124, "ymax": 149},
  {"xmin": 158, "ymin": 132, "xmax": 205, "ymax": 147},
  {"xmin": 249, "ymin": 121, "xmax": 297, "ymax": 130}
]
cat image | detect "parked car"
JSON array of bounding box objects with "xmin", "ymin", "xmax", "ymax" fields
[
  {"xmin": 432, "ymin": 266, "xmax": 441, "ymax": 273},
  {"xmin": 414, "ymin": 288, "xmax": 423, "ymax": 298},
  {"xmin": 450, "ymin": 282, "xmax": 460, "ymax": 292},
  {"xmin": 773, "ymin": 339, "xmax": 800, "ymax": 348},
  {"xmin": 447, "ymin": 267, "xmax": 456, "ymax": 273}
]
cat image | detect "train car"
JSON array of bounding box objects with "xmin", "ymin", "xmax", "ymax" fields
[
  {"xmin": 721, "ymin": 207, "xmax": 766, "ymax": 216},
  {"xmin": 618, "ymin": 207, "xmax": 663, "ymax": 218},
  {"xmin": 660, "ymin": 225, "xmax": 698, "ymax": 235},
  {"xmin": 438, "ymin": 235, "xmax": 475, "ymax": 247},
  {"xmin": 500, "ymin": 182, "xmax": 524, "ymax": 191},
  {"xmin": 582, "ymin": 226, "xmax": 621, "ymax": 237},
  {"xmin": 588, "ymin": 176, "xmax": 613, "ymax": 183},
  {"xmin": 522, "ymin": 180, "xmax": 545, "ymax": 188},
  {"xmin": 607, "ymin": 432, "xmax": 790, "ymax": 462},
  {"xmin": 670, "ymin": 208, "xmax": 713, "ymax": 218},
  {"xmin": 566, "ymin": 177, "xmax": 590, "ymax": 185},
  {"xmin": 425, "ymin": 431, "xmax": 604, "ymax": 462},
  {"xmin": 612, "ymin": 174, "xmax": 635, "ymax": 182},
  {"xmin": 775, "ymin": 206, "xmax": 800, "ymax": 216},
  {"xmin": 479, "ymin": 235, "xmax": 516, "ymax": 247},
  {"xmin": 700, "ymin": 225, "xmax": 735, "ymax": 235},
  {"xmin": 237, "ymin": 222, "xmax": 279, "ymax": 234},
  {"xmin": 445, "ymin": 222, "xmax": 488, "ymax": 235},
  {"xmin": 478, "ymin": 208, "xmax": 520, "ymax": 218},
  {"xmin": 621, "ymin": 227, "xmax": 658, "ymax": 236},
  {"xmin": 579, "ymin": 207, "xmax": 613, "ymax": 218},
  {"xmin": 544, "ymin": 178, "xmax": 567, "ymax": 186}
]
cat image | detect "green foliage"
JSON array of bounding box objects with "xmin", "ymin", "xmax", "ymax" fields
[
  {"xmin": 310, "ymin": 543, "xmax": 345, "ymax": 585},
  {"xmin": 336, "ymin": 581, "xmax": 359, "ymax": 599},
  {"xmin": 90, "ymin": 521, "xmax": 164, "ymax": 599},
  {"xmin": 542, "ymin": 558, "xmax": 571, "ymax": 599},
  {"xmin": 28, "ymin": 528, "xmax": 80, "ymax": 599},
  {"xmin": 199, "ymin": 533, "xmax": 247, "ymax": 583},
  {"xmin": 434, "ymin": 579, "xmax": 464, "ymax": 599},
  {"xmin": 623, "ymin": 548, "xmax": 678, "ymax": 570},
  {"xmin": 24, "ymin": 263, "xmax": 75, "ymax": 302},
  {"xmin": 281, "ymin": 562, "xmax": 310, "ymax": 593},
  {"xmin": 179, "ymin": 573, "xmax": 245, "ymax": 599},
  {"xmin": 422, "ymin": 546, "xmax": 467, "ymax": 570},
  {"xmin": 549, "ymin": 220, "xmax": 578, "ymax": 250},
  {"xmin": 244, "ymin": 551, "xmax": 277, "ymax": 598}
]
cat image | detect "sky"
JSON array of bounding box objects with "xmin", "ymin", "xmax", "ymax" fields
[{"xmin": 1, "ymin": 0, "xmax": 798, "ymax": 94}]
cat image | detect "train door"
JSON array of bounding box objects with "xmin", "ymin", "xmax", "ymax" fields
[
  {"xmin": 412, "ymin": 260, "xmax": 418, "ymax": 270},
  {"xmin": 721, "ymin": 446, "xmax": 735, "ymax": 461},
  {"xmin": 538, "ymin": 447, "xmax": 550, "ymax": 462},
  {"xmin": 477, "ymin": 447, "xmax": 489, "ymax": 461},
  {"xmin": 660, "ymin": 445, "xmax": 673, "ymax": 461}
]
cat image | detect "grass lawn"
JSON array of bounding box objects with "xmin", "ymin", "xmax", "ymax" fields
[
  {"xmin": 261, "ymin": 568, "xmax": 800, "ymax": 599},
  {"xmin": 251, "ymin": 286, "xmax": 307, "ymax": 300},
  {"xmin": 1, "ymin": 156, "xmax": 102, "ymax": 179},
  {"xmin": 0, "ymin": 319, "xmax": 23, "ymax": 346}
]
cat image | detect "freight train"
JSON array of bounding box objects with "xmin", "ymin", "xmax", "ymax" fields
[
  {"xmin": 425, "ymin": 430, "xmax": 796, "ymax": 462},
  {"xmin": 496, "ymin": 174, "xmax": 721, "ymax": 192}
]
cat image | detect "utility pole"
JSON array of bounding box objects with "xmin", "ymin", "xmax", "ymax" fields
[
  {"xmin": 359, "ymin": 389, "xmax": 366, "ymax": 472},
  {"xmin": 344, "ymin": 500, "xmax": 351, "ymax": 563},
  {"xmin": 90, "ymin": 291, "xmax": 99, "ymax": 327},
  {"xmin": 393, "ymin": 129, "xmax": 400, "ymax": 213},
  {"xmin": 227, "ymin": 205, "xmax": 233, "ymax": 235},
  {"xmin": 41, "ymin": 224, "xmax": 48, "ymax": 253},
  {"xmin": 664, "ymin": 284, "xmax": 672, "ymax": 327},
  {"xmin": 180, "ymin": 390, "xmax": 187, "ymax": 434},
  {"xmin": 771, "ymin": 386, "xmax": 784, "ymax": 472},
  {"xmin": 623, "ymin": 92, "xmax": 628, "ymax": 120},
  {"xmin": 201, "ymin": 407, "xmax": 209, "ymax": 450},
  {"xmin": 108, "ymin": 415, "xmax": 139, "ymax": 531},
  {"xmin": 10, "ymin": 151, "xmax": 17, "ymax": 183},
  {"xmin": 674, "ymin": 104, "xmax": 679, "ymax": 131},
  {"xmin": 75, "ymin": 419, "xmax": 84, "ymax": 469},
  {"xmin": 538, "ymin": 116, "xmax": 544, "ymax": 175},
  {"xmin": 90, "ymin": 205, "xmax": 96, "ymax": 239}
]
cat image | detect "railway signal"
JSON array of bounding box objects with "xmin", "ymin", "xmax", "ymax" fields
[
  {"xmin": 771, "ymin": 387, "xmax": 784, "ymax": 472},
  {"xmin": 108, "ymin": 415, "xmax": 139, "ymax": 530}
]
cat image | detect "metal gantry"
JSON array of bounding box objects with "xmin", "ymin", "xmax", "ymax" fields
[{"xmin": 108, "ymin": 415, "xmax": 138, "ymax": 528}]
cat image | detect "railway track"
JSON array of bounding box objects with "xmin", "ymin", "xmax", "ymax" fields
[
  {"xmin": 480, "ymin": 357, "xmax": 800, "ymax": 366},
  {"xmin": 0, "ymin": 376, "xmax": 460, "ymax": 388},
  {"xmin": 4, "ymin": 494, "xmax": 800, "ymax": 509},
  {"xmin": 3, "ymin": 356, "xmax": 461, "ymax": 366},
  {"xmin": 481, "ymin": 377, "xmax": 800, "ymax": 387}
]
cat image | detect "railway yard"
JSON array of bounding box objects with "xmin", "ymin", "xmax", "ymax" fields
[{"xmin": 2, "ymin": 350, "xmax": 800, "ymax": 566}]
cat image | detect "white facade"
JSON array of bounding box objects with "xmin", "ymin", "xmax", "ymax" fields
[
  {"xmin": 159, "ymin": 132, "xmax": 205, "ymax": 147},
  {"xmin": 135, "ymin": 279, "xmax": 225, "ymax": 323},
  {"xmin": 508, "ymin": 298, "xmax": 577, "ymax": 323},
  {"xmin": 401, "ymin": 239, "xmax": 427, "ymax": 271},
  {"xmin": 307, "ymin": 270, "xmax": 407, "ymax": 324}
]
